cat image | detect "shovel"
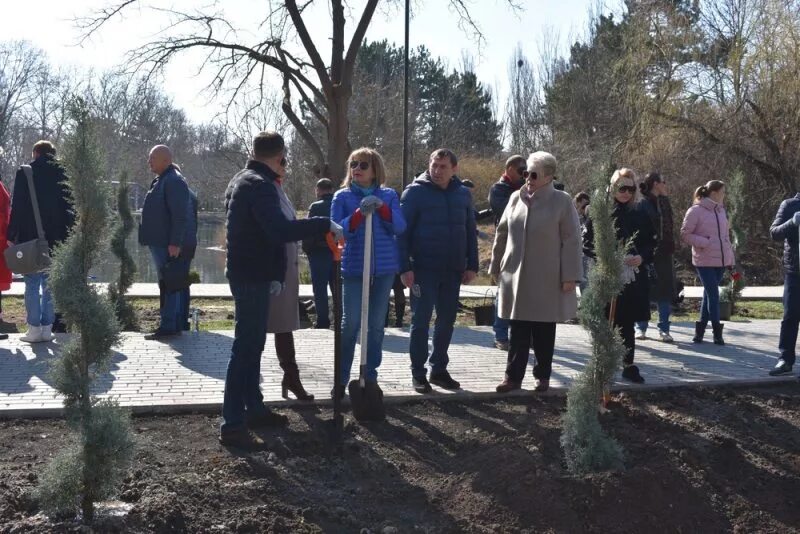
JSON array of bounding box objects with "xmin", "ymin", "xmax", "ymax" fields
[
  {"xmin": 326, "ymin": 233, "xmax": 344, "ymax": 437},
  {"xmin": 348, "ymin": 212, "xmax": 386, "ymax": 422}
]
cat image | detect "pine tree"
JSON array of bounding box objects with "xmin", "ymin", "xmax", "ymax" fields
[
  {"xmin": 37, "ymin": 98, "xmax": 133, "ymax": 523},
  {"xmin": 560, "ymin": 165, "xmax": 628, "ymax": 473},
  {"xmin": 107, "ymin": 171, "xmax": 138, "ymax": 330}
]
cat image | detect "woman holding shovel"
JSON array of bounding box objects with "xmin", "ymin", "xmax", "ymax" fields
[
  {"xmin": 583, "ymin": 168, "xmax": 656, "ymax": 383},
  {"xmin": 330, "ymin": 148, "xmax": 406, "ymax": 402}
]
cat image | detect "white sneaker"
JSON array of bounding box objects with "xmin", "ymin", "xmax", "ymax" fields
[
  {"xmin": 21, "ymin": 325, "xmax": 43, "ymax": 343},
  {"xmin": 39, "ymin": 324, "xmax": 55, "ymax": 342},
  {"xmin": 635, "ymin": 330, "xmax": 647, "ymax": 340},
  {"xmin": 659, "ymin": 331, "xmax": 674, "ymax": 343}
]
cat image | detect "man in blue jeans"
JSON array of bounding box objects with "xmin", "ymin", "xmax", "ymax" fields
[
  {"xmin": 221, "ymin": 131, "xmax": 342, "ymax": 449},
  {"xmin": 769, "ymin": 194, "xmax": 800, "ymax": 376},
  {"xmin": 302, "ymin": 178, "xmax": 335, "ymax": 329},
  {"xmin": 399, "ymin": 148, "xmax": 479, "ymax": 393},
  {"xmin": 138, "ymin": 145, "xmax": 191, "ymax": 340},
  {"xmin": 487, "ymin": 155, "xmax": 525, "ymax": 350}
]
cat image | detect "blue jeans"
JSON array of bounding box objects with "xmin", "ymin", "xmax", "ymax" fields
[
  {"xmin": 24, "ymin": 272, "xmax": 55, "ymax": 327},
  {"xmin": 779, "ymin": 273, "xmax": 800, "ymax": 365},
  {"xmin": 409, "ymin": 270, "xmax": 462, "ymax": 378},
  {"xmin": 150, "ymin": 246, "xmax": 188, "ymax": 332},
  {"xmin": 697, "ymin": 266, "xmax": 725, "ymax": 325},
  {"xmin": 637, "ymin": 300, "xmax": 672, "ymax": 334},
  {"xmin": 493, "ymin": 293, "xmax": 509, "ymax": 342},
  {"xmin": 340, "ymin": 274, "xmax": 394, "ymax": 385},
  {"xmin": 221, "ymin": 280, "xmax": 271, "ymax": 432},
  {"xmin": 308, "ymin": 250, "xmax": 334, "ymax": 328}
]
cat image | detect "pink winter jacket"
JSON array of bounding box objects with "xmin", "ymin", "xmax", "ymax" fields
[{"xmin": 680, "ymin": 197, "xmax": 735, "ymax": 267}]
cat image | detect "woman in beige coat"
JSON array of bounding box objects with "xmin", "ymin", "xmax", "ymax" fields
[
  {"xmin": 266, "ymin": 179, "xmax": 314, "ymax": 401},
  {"xmin": 489, "ymin": 151, "xmax": 582, "ymax": 393}
]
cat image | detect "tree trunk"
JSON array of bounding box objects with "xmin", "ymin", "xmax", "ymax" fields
[{"xmin": 326, "ymin": 86, "xmax": 352, "ymax": 184}]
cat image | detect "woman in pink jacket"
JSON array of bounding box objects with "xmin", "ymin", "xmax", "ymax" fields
[{"xmin": 680, "ymin": 180, "xmax": 735, "ymax": 345}]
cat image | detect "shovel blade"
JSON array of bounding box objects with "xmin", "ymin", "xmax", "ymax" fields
[{"xmin": 347, "ymin": 379, "xmax": 385, "ymax": 422}]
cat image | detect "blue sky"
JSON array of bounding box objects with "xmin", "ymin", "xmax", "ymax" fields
[{"xmin": 2, "ymin": 0, "xmax": 600, "ymax": 124}]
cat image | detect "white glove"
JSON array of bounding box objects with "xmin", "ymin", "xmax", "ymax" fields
[
  {"xmin": 620, "ymin": 263, "xmax": 638, "ymax": 286},
  {"xmin": 329, "ymin": 220, "xmax": 344, "ymax": 241},
  {"xmin": 792, "ymin": 211, "xmax": 800, "ymax": 226},
  {"xmin": 269, "ymin": 281, "xmax": 284, "ymax": 296},
  {"xmin": 360, "ymin": 195, "xmax": 383, "ymax": 215}
]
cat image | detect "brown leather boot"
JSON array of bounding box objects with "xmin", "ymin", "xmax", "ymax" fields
[
  {"xmin": 496, "ymin": 379, "xmax": 521, "ymax": 393},
  {"xmin": 276, "ymin": 333, "xmax": 315, "ymax": 401}
]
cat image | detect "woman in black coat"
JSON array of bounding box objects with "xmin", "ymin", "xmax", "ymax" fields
[{"xmin": 583, "ymin": 168, "xmax": 655, "ymax": 383}]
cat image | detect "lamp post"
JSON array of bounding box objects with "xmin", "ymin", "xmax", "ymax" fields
[{"xmin": 402, "ymin": 0, "xmax": 410, "ymax": 188}]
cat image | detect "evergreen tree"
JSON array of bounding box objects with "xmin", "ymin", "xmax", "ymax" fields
[
  {"xmin": 37, "ymin": 97, "xmax": 133, "ymax": 523},
  {"xmin": 107, "ymin": 170, "xmax": 138, "ymax": 330},
  {"xmin": 561, "ymin": 164, "xmax": 628, "ymax": 473}
]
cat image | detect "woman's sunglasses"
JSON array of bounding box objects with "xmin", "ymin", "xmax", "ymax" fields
[
  {"xmin": 617, "ymin": 185, "xmax": 637, "ymax": 194},
  {"xmin": 349, "ymin": 160, "xmax": 370, "ymax": 170},
  {"xmin": 522, "ymin": 170, "xmax": 538, "ymax": 179}
]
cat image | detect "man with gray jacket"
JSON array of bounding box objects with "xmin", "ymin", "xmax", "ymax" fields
[{"xmin": 138, "ymin": 145, "xmax": 191, "ymax": 339}]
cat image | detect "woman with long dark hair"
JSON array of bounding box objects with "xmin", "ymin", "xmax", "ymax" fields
[
  {"xmin": 583, "ymin": 168, "xmax": 655, "ymax": 383},
  {"xmin": 680, "ymin": 180, "xmax": 735, "ymax": 345},
  {"xmin": 636, "ymin": 172, "xmax": 676, "ymax": 342}
]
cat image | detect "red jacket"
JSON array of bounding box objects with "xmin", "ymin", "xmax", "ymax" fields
[{"xmin": 0, "ymin": 182, "xmax": 12, "ymax": 291}]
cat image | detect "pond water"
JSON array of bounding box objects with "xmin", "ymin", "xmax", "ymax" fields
[{"xmin": 90, "ymin": 213, "xmax": 311, "ymax": 284}]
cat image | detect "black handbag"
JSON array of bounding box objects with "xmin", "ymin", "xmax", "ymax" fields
[
  {"xmin": 3, "ymin": 166, "xmax": 51, "ymax": 274},
  {"xmin": 160, "ymin": 259, "xmax": 190, "ymax": 292}
]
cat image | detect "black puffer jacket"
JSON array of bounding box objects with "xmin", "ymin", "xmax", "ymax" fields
[
  {"xmin": 225, "ymin": 160, "xmax": 330, "ymax": 284},
  {"xmin": 7, "ymin": 154, "xmax": 74, "ymax": 251},
  {"xmin": 583, "ymin": 200, "xmax": 655, "ymax": 323},
  {"xmin": 770, "ymin": 194, "xmax": 800, "ymax": 275}
]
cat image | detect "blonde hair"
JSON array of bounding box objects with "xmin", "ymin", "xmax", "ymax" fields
[
  {"xmin": 341, "ymin": 147, "xmax": 387, "ymax": 188},
  {"xmin": 609, "ymin": 167, "xmax": 639, "ymax": 204}
]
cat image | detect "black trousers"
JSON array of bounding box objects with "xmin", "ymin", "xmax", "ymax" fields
[
  {"xmin": 616, "ymin": 319, "xmax": 635, "ymax": 365},
  {"xmin": 506, "ymin": 321, "xmax": 556, "ymax": 382}
]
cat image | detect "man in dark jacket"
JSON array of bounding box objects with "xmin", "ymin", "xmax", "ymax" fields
[
  {"xmin": 399, "ymin": 148, "xmax": 478, "ymax": 393},
  {"xmin": 302, "ymin": 178, "xmax": 335, "ymax": 329},
  {"xmin": 769, "ymin": 195, "xmax": 800, "ymax": 376},
  {"xmin": 487, "ymin": 155, "xmax": 526, "ymax": 350},
  {"xmin": 138, "ymin": 145, "xmax": 192, "ymax": 339},
  {"xmin": 8, "ymin": 140, "xmax": 74, "ymax": 343},
  {"xmin": 220, "ymin": 131, "xmax": 343, "ymax": 449}
]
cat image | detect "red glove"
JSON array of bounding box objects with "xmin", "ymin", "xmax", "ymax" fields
[
  {"xmin": 377, "ymin": 204, "xmax": 392, "ymax": 221},
  {"xmin": 349, "ymin": 209, "xmax": 364, "ymax": 231}
]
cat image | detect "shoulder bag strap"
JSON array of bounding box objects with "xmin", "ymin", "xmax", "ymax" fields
[{"xmin": 22, "ymin": 165, "xmax": 46, "ymax": 240}]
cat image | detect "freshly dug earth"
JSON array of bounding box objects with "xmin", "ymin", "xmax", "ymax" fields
[{"xmin": 1, "ymin": 384, "xmax": 799, "ymax": 533}]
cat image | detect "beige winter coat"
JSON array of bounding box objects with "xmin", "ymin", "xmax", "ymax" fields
[
  {"xmin": 267, "ymin": 183, "xmax": 300, "ymax": 334},
  {"xmin": 489, "ymin": 182, "xmax": 582, "ymax": 322}
]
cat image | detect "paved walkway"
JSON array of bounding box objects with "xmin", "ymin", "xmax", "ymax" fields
[
  {"xmin": 0, "ymin": 321, "xmax": 793, "ymax": 417},
  {"xmin": 1, "ymin": 282, "xmax": 785, "ymax": 300}
]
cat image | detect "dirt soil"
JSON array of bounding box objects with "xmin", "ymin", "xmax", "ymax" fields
[{"xmin": 1, "ymin": 384, "xmax": 799, "ymax": 533}]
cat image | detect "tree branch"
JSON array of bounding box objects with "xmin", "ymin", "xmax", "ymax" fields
[
  {"xmin": 284, "ymin": 0, "xmax": 332, "ymax": 91},
  {"xmin": 280, "ymin": 73, "xmax": 325, "ymax": 166},
  {"xmin": 343, "ymin": 0, "xmax": 380, "ymax": 84}
]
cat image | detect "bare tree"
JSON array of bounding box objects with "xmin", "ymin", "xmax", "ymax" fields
[{"xmin": 79, "ymin": 0, "xmax": 521, "ymax": 182}]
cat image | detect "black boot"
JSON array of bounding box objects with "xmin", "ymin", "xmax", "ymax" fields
[
  {"xmin": 712, "ymin": 322, "xmax": 725, "ymax": 345},
  {"xmin": 692, "ymin": 321, "xmax": 707, "ymax": 343}
]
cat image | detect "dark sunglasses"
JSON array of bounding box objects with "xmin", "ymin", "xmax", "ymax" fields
[
  {"xmin": 349, "ymin": 160, "xmax": 370, "ymax": 170},
  {"xmin": 522, "ymin": 170, "xmax": 538, "ymax": 180},
  {"xmin": 516, "ymin": 166, "xmax": 527, "ymax": 176},
  {"xmin": 617, "ymin": 185, "xmax": 636, "ymax": 194},
  {"xmin": 279, "ymin": 157, "xmax": 287, "ymax": 167}
]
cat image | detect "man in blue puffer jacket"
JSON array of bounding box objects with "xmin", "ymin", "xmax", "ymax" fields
[{"xmin": 399, "ymin": 148, "xmax": 479, "ymax": 393}]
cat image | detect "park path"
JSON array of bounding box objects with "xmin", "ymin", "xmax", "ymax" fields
[{"xmin": 0, "ymin": 321, "xmax": 793, "ymax": 417}]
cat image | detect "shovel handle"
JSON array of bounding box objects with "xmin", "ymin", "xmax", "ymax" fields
[{"xmin": 326, "ymin": 232, "xmax": 344, "ymax": 261}]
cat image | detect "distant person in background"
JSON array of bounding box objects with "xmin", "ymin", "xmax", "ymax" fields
[
  {"xmin": 769, "ymin": 192, "xmax": 800, "ymax": 376},
  {"xmin": 574, "ymin": 191, "xmax": 591, "ymax": 293},
  {"xmin": 138, "ymin": 145, "xmax": 191, "ymax": 340},
  {"xmin": 302, "ymin": 178, "xmax": 335, "ymax": 329},
  {"xmin": 8, "ymin": 140, "xmax": 74, "ymax": 344},
  {"xmin": 636, "ymin": 172, "xmax": 676, "ymax": 343},
  {"xmin": 0, "ymin": 173, "xmax": 11, "ymax": 340},
  {"xmin": 385, "ymin": 274, "xmax": 407, "ymax": 328},
  {"xmin": 488, "ymin": 154, "xmax": 526, "ymax": 350},
  {"xmin": 680, "ymin": 180, "xmax": 735, "ymax": 345}
]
